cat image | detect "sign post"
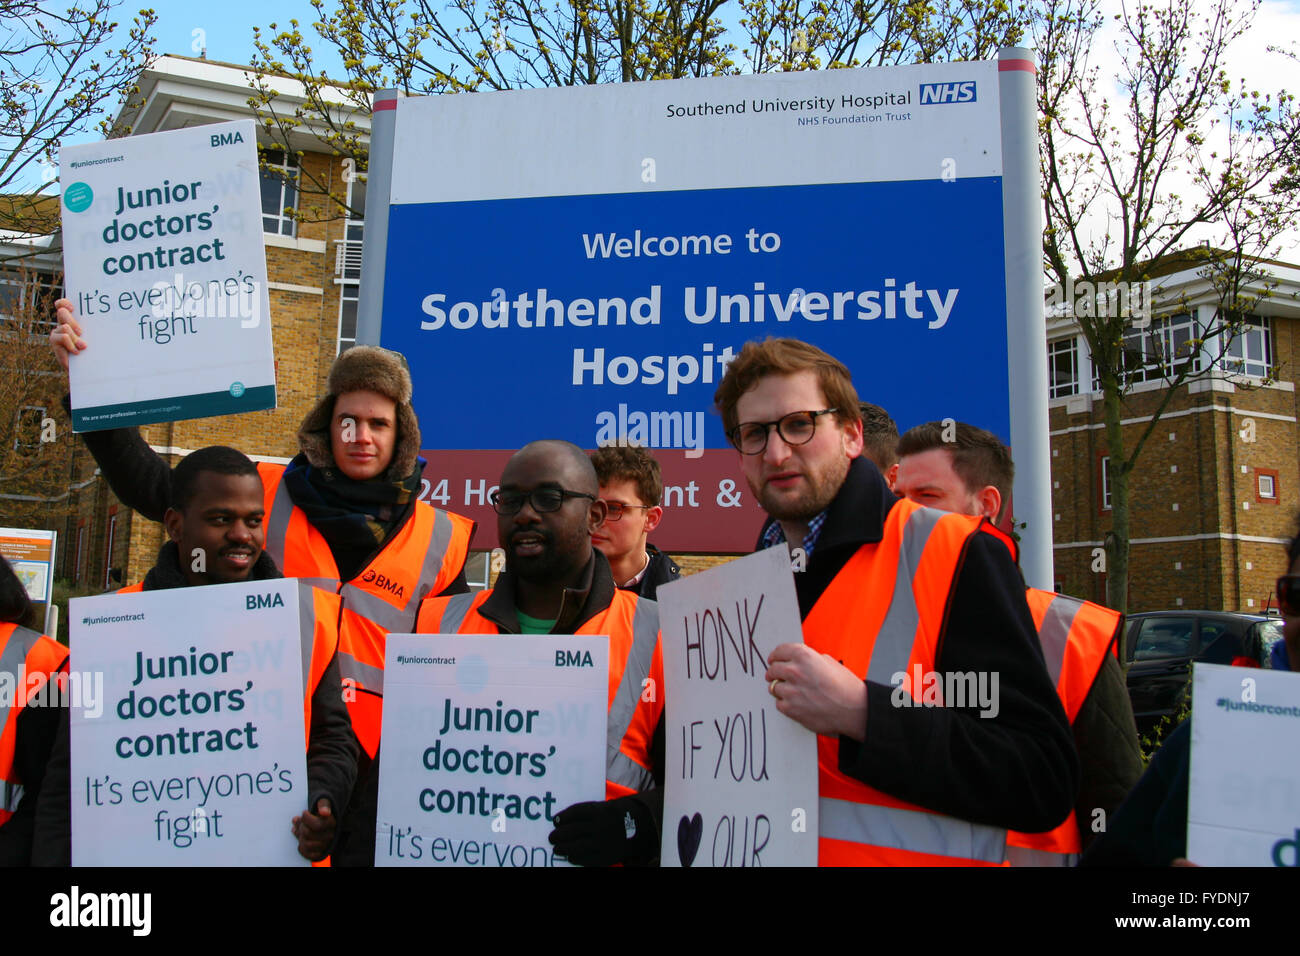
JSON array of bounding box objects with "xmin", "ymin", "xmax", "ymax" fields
[{"xmin": 369, "ymin": 60, "xmax": 1040, "ymax": 555}]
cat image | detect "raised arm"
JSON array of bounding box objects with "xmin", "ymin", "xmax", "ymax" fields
[{"xmin": 51, "ymin": 298, "xmax": 174, "ymax": 521}]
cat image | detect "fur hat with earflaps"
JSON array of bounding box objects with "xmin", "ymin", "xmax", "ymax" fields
[{"xmin": 297, "ymin": 346, "xmax": 422, "ymax": 480}]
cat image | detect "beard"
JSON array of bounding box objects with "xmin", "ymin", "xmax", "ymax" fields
[
  {"xmin": 750, "ymin": 453, "xmax": 850, "ymax": 522},
  {"xmin": 504, "ymin": 527, "xmax": 584, "ymax": 584}
]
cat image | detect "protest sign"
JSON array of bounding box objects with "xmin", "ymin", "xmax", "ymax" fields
[
  {"xmin": 656, "ymin": 547, "xmax": 818, "ymax": 866},
  {"xmin": 376, "ymin": 633, "xmax": 608, "ymax": 867},
  {"xmin": 1187, "ymin": 662, "xmax": 1300, "ymax": 866},
  {"xmin": 60, "ymin": 118, "xmax": 275, "ymax": 431},
  {"xmin": 372, "ymin": 60, "xmax": 1032, "ymax": 551},
  {"xmin": 69, "ymin": 580, "xmax": 310, "ymax": 866}
]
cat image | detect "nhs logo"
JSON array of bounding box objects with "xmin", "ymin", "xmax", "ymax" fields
[{"xmin": 919, "ymin": 81, "xmax": 977, "ymax": 105}]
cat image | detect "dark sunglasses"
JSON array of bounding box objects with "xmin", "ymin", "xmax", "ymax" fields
[{"xmin": 1277, "ymin": 575, "xmax": 1300, "ymax": 615}]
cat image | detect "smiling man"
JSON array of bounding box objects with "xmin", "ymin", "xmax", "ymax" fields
[
  {"xmin": 34, "ymin": 446, "xmax": 357, "ymax": 864},
  {"xmin": 417, "ymin": 440, "xmax": 665, "ymax": 866},
  {"xmin": 713, "ymin": 337, "xmax": 1077, "ymax": 866}
]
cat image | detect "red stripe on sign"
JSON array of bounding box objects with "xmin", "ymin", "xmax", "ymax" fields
[
  {"xmin": 998, "ymin": 59, "xmax": 1036, "ymax": 74},
  {"xmin": 373, "ymin": 98, "xmax": 398, "ymax": 111}
]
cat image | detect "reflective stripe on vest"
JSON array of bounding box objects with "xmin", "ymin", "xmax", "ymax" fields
[
  {"xmin": 257, "ymin": 461, "xmax": 473, "ymax": 759},
  {"xmin": 0, "ymin": 623, "xmax": 67, "ymax": 827},
  {"xmin": 803, "ymin": 500, "xmax": 1008, "ymax": 866},
  {"xmin": 820, "ymin": 797, "xmax": 1007, "ymax": 864},
  {"xmin": 1007, "ymin": 588, "xmax": 1122, "ymax": 865},
  {"xmin": 1034, "ymin": 593, "xmax": 1081, "ymax": 689},
  {"xmin": 417, "ymin": 588, "xmax": 664, "ymax": 798},
  {"xmin": 1005, "ymin": 844, "xmax": 1080, "ymax": 867}
]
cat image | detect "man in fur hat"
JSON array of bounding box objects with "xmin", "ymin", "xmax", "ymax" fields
[{"xmin": 51, "ymin": 301, "xmax": 475, "ymax": 864}]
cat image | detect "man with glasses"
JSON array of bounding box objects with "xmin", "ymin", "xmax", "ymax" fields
[
  {"xmin": 417, "ymin": 440, "xmax": 665, "ymax": 866},
  {"xmin": 590, "ymin": 445, "xmax": 680, "ymax": 599},
  {"xmin": 713, "ymin": 337, "xmax": 1077, "ymax": 866}
]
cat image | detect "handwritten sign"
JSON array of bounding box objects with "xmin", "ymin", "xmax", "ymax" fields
[
  {"xmin": 375, "ymin": 634, "xmax": 608, "ymax": 867},
  {"xmin": 69, "ymin": 581, "xmax": 309, "ymax": 865},
  {"xmin": 656, "ymin": 547, "xmax": 818, "ymax": 866},
  {"xmin": 61, "ymin": 119, "xmax": 275, "ymax": 431},
  {"xmin": 1188, "ymin": 662, "xmax": 1300, "ymax": 866}
]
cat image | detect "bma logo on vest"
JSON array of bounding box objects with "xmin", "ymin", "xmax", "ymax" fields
[
  {"xmin": 210, "ymin": 131, "xmax": 244, "ymax": 146},
  {"xmin": 919, "ymin": 82, "xmax": 976, "ymax": 104},
  {"xmin": 361, "ymin": 569, "xmax": 405, "ymax": 598},
  {"xmin": 245, "ymin": 593, "xmax": 285, "ymax": 610},
  {"xmin": 555, "ymin": 650, "xmax": 593, "ymax": 667}
]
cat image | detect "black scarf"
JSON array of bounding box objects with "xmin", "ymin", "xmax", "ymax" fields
[
  {"xmin": 140, "ymin": 540, "xmax": 281, "ymax": 590},
  {"xmin": 281, "ymin": 453, "xmax": 422, "ymax": 581}
]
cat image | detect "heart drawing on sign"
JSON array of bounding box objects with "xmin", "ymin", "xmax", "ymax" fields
[{"xmin": 677, "ymin": 812, "xmax": 704, "ymax": 866}]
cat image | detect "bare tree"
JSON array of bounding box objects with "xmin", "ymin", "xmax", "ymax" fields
[
  {"xmin": 1035, "ymin": 0, "xmax": 1300, "ymax": 612},
  {"xmin": 0, "ymin": 0, "xmax": 157, "ymax": 240}
]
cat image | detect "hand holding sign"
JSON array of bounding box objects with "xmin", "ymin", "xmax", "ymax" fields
[
  {"xmin": 292, "ymin": 798, "xmax": 336, "ymax": 861},
  {"xmin": 765, "ymin": 642, "xmax": 868, "ymax": 740},
  {"xmin": 50, "ymin": 298, "xmax": 86, "ymax": 369}
]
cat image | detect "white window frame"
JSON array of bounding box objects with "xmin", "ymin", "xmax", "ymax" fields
[
  {"xmin": 1220, "ymin": 314, "xmax": 1272, "ymax": 379},
  {"xmin": 1048, "ymin": 336, "xmax": 1080, "ymax": 398},
  {"xmin": 261, "ymin": 148, "xmax": 299, "ymax": 237}
]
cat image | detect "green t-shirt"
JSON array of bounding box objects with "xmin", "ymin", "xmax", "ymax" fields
[{"xmin": 516, "ymin": 609, "xmax": 557, "ymax": 635}]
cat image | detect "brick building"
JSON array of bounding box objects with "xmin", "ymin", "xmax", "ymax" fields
[{"xmin": 1046, "ymin": 253, "xmax": 1300, "ymax": 612}]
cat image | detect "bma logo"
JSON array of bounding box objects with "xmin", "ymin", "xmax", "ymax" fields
[
  {"xmin": 362, "ymin": 570, "xmax": 405, "ymax": 598},
  {"xmin": 919, "ymin": 81, "xmax": 977, "ymax": 105},
  {"xmin": 210, "ymin": 130, "xmax": 245, "ymax": 146},
  {"xmin": 555, "ymin": 650, "xmax": 594, "ymax": 667},
  {"xmin": 245, "ymin": 592, "xmax": 285, "ymax": 610}
]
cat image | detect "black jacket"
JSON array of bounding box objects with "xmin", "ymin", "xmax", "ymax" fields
[
  {"xmin": 624, "ymin": 545, "xmax": 681, "ymax": 602},
  {"xmin": 765, "ymin": 457, "xmax": 1079, "ymax": 833},
  {"xmin": 32, "ymin": 543, "xmax": 358, "ymax": 864}
]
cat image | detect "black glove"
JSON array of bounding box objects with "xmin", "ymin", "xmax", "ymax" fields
[{"xmin": 548, "ymin": 795, "xmax": 657, "ymax": 866}]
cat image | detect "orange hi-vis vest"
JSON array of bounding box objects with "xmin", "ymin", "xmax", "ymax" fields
[
  {"xmin": 0, "ymin": 622, "xmax": 69, "ymax": 827},
  {"xmin": 416, "ymin": 588, "xmax": 664, "ymax": 798},
  {"xmin": 1005, "ymin": 588, "xmax": 1123, "ymax": 867},
  {"xmin": 803, "ymin": 499, "xmax": 1011, "ymax": 866},
  {"xmin": 258, "ymin": 461, "xmax": 474, "ymax": 758},
  {"xmin": 118, "ymin": 582, "xmax": 340, "ymax": 747}
]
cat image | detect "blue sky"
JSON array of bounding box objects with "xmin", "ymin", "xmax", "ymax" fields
[{"xmin": 144, "ymin": 0, "xmax": 344, "ymax": 72}]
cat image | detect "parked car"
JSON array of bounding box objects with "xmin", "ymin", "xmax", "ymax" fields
[{"xmin": 1124, "ymin": 610, "xmax": 1283, "ymax": 738}]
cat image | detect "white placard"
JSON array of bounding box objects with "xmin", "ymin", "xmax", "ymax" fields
[
  {"xmin": 376, "ymin": 633, "xmax": 609, "ymax": 867},
  {"xmin": 70, "ymin": 580, "xmax": 309, "ymax": 866},
  {"xmin": 1188, "ymin": 661, "xmax": 1300, "ymax": 866},
  {"xmin": 656, "ymin": 547, "xmax": 819, "ymax": 866},
  {"xmin": 60, "ymin": 119, "xmax": 275, "ymax": 431}
]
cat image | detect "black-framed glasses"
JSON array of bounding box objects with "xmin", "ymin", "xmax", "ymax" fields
[
  {"xmin": 603, "ymin": 501, "xmax": 652, "ymax": 521},
  {"xmin": 490, "ymin": 487, "xmax": 596, "ymax": 515},
  {"xmin": 728, "ymin": 409, "xmax": 839, "ymax": 455},
  {"xmin": 1277, "ymin": 575, "xmax": 1300, "ymax": 615}
]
